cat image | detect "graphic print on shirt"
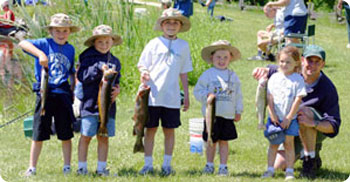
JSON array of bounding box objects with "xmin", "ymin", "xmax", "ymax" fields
[
  {"xmin": 209, "ymin": 81, "xmax": 234, "ymax": 102},
  {"xmin": 48, "ymin": 52, "xmax": 71, "ymax": 85}
]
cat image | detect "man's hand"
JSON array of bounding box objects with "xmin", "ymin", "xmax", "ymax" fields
[
  {"xmin": 297, "ymin": 107, "xmax": 316, "ymax": 128},
  {"xmin": 252, "ymin": 67, "xmax": 269, "ymax": 80}
]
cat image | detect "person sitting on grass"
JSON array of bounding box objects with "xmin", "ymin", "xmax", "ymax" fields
[
  {"xmin": 248, "ymin": 7, "xmax": 285, "ymax": 62},
  {"xmin": 0, "ymin": 0, "xmax": 16, "ymax": 36},
  {"xmin": 193, "ymin": 40, "xmax": 243, "ymax": 176}
]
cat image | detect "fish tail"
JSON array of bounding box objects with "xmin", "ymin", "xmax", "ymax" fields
[
  {"xmin": 40, "ymin": 108, "xmax": 45, "ymax": 116},
  {"xmin": 133, "ymin": 137, "xmax": 144, "ymax": 153},
  {"xmin": 97, "ymin": 127, "xmax": 108, "ymax": 137}
]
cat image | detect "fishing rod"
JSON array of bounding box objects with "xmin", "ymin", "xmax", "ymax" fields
[{"xmin": 0, "ymin": 110, "xmax": 32, "ymax": 129}]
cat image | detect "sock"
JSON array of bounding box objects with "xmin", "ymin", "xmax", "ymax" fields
[
  {"xmin": 97, "ymin": 161, "xmax": 107, "ymax": 171},
  {"xmin": 286, "ymin": 168, "xmax": 294, "ymax": 173},
  {"xmin": 162, "ymin": 154, "xmax": 172, "ymax": 167},
  {"xmin": 28, "ymin": 167, "xmax": 36, "ymax": 172},
  {"xmin": 304, "ymin": 151, "xmax": 316, "ymax": 158},
  {"xmin": 206, "ymin": 162, "xmax": 214, "ymax": 167},
  {"xmin": 144, "ymin": 156, "xmax": 153, "ymax": 167},
  {"xmin": 78, "ymin": 161, "xmax": 87, "ymax": 169},
  {"xmin": 63, "ymin": 164, "xmax": 71, "ymax": 170},
  {"xmin": 257, "ymin": 50, "xmax": 262, "ymax": 56},
  {"xmin": 219, "ymin": 164, "xmax": 227, "ymax": 169},
  {"xmin": 267, "ymin": 166, "xmax": 274, "ymax": 173}
]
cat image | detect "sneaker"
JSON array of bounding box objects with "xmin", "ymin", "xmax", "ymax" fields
[
  {"xmin": 96, "ymin": 168, "xmax": 110, "ymax": 176},
  {"xmin": 265, "ymin": 53, "xmax": 275, "ymax": 62},
  {"xmin": 161, "ymin": 166, "xmax": 175, "ymax": 176},
  {"xmin": 261, "ymin": 170, "xmax": 274, "ymax": 178},
  {"xmin": 285, "ymin": 171, "xmax": 295, "ymax": 181},
  {"xmin": 218, "ymin": 166, "xmax": 228, "ymax": 176},
  {"xmin": 76, "ymin": 168, "xmax": 88, "ymax": 175},
  {"xmin": 24, "ymin": 168, "xmax": 36, "ymax": 177},
  {"xmin": 315, "ymin": 156, "xmax": 322, "ymax": 170},
  {"xmin": 202, "ymin": 164, "xmax": 214, "ymax": 174},
  {"xmin": 248, "ymin": 55, "xmax": 265, "ymax": 61},
  {"xmin": 347, "ymin": 44, "xmax": 350, "ymax": 49},
  {"xmin": 138, "ymin": 166, "xmax": 154, "ymax": 175},
  {"xmin": 63, "ymin": 166, "xmax": 71, "ymax": 175},
  {"xmin": 300, "ymin": 156, "xmax": 317, "ymax": 179}
]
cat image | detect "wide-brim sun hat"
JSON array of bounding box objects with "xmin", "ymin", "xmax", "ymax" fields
[
  {"xmin": 45, "ymin": 13, "xmax": 80, "ymax": 33},
  {"xmin": 84, "ymin": 24, "xmax": 122, "ymax": 47},
  {"xmin": 201, "ymin": 40, "xmax": 241, "ymax": 63},
  {"xmin": 154, "ymin": 8, "xmax": 191, "ymax": 33}
]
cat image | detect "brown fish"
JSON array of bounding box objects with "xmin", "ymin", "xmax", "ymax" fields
[
  {"xmin": 255, "ymin": 78, "xmax": 267, "ymax": 130},
  {"xmin": 132, "ymin": 85, "xmax": 150, "ymax": 153},
  {"xmin": 205, "ymin": 93, "xmax": 216, "ymax": 147},
  {"xmin": 97, "ymin": 69, "xmax": 118, "ymax": 137},
  {"xmin": 40, "ymin": 67, "xmax": 49, "ymax": 116}
]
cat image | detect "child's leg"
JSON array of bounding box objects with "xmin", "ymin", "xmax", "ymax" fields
[
  {"xmin": 162, "ymin": 128, "xmax": 174, "ymax": 167},
  {"xmin": 206, "ymin": 142, "xmax": 217, "ymax": 163},
  {"xmin": 143, "ymin": 127, "xmax": 157, "ymax": 168},
  {"xmin": 96, "ymin": 136, "xmax": 109, "ymax": 171},
  {"xmin": 77, "ymin": 135, "xmax": 92, "ymax": 170},
  {"xmin": 283, "ymin": 136, "xmax": 295, "ymax": 169},
  {"xmin": 267, "ymin": 144, "xmax": 279, "ymax": 169},
  {"xmin": 219, "ymin": 140, "xmax": 228, "ymax": 165},
  {"xmin": 62, "ymin": 139, "xmax": 72, "ymax": 166},
  {"xmin": 29, "ymin": 140, "xmax": 43, "ymax": 168}
]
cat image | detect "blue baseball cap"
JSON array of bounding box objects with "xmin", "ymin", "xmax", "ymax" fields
[{"xmin": 264, "ymin": 124, "xmax": 285, "ymax": 145}]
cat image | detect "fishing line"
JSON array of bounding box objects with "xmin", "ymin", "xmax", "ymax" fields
[{"xmin": 0, "ymin": 110, "xmax": 31, "ymax": 129}]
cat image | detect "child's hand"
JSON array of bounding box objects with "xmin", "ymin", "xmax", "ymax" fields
[
  {"xmin": 234, "ymin": 114, "xmax": 241, "ymax": 122},
  {"xmin": 252, "ymin": 67, "xmax": 268, "ymax": 81},
  {"xmin": 140, "ymin": 71, "xmax": 150, "ymax": 85},
  {"xmin": 182, "ymin": 94, "xmax": 189, "ymax": 112},
  {"xmin": 111, "ymin": 85, "xmax": 120, "ymax": 103},
  {"xmin": 281, "ymin": 117, "xmax": 291, "ymax": 129},
  {"xmin": 101, "ymin": 64, "xmax": 109, "ymax": 72},
  {"xmin": 39, "ymin": 52, "xmax": 49, "ymax": 68}
]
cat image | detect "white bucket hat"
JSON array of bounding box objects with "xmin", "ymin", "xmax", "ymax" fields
[
  {"xmin": 201, "ymin": 40, "xmax": 241, "ymax": 63},
  {"xmin": 84, "ymin": 24, "xmax": 122, "ymax": 47},
  {"xmin": 154, "ymin": 8, "xmax": 191, "ymax": 33},
  {"xmin": 45, "ymin": 13, "xmax": 80, "ymax": 33},
  {"xmin": 0, "ymin": 0, "xmax": 9, "ymax": 8}
]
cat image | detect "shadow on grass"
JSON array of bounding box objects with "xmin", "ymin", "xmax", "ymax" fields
[
  {"xmin": 117, "ymin": 167, "xmax": 138, "ymax": 177},
  {"xmin": 313, "ymin": 168, "xmax": 348, "ymax": 181},
  {"xmin": 233, "ymin": 171, "xmax": 262, "ymax": 178},
  {"xmin": 183, "ymin": 168, "xmax": 203, "ymax": 176}
]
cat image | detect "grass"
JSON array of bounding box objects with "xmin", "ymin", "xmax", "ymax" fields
[{"xmin": 0, "ymin": 0, "xmax": 350, "ymax": 181}]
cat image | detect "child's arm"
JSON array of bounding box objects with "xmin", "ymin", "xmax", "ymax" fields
[
  {"xmin": 281, "ymin": 96, "xmax": 303, "ymax": 129},
  {"xmin": 193, "ymin": 74, "xmax": 209, "ymax": 104},
  {"xmin": 265, "ymin": 0, "xmax": 290, "ymax": 8},
  {"xmin": 180, "ymin": 73, "xmax": 189, "ymax": 112},
  {"xmin": 138, "ymin": 66, "xmax": 150, "ymax": 85},
  {"xmin": 77, "ymin": 61, "xmax": 104, "ymax": 84},
  {"xmin": 235, "ymin": 78, "xmax": 243, "ymax": 122},
  {"xmin": 267, "ymin": 93, "xmax": 279, "ymax": 125},
  {"xmin": 18, "ymin": 40, "xmax": 48, "ymax": 68},
  {"xmin": 234, "ymin": 114, "xmax": 241, "ymax": 122},
  {"xmin": 205, "ymin": 0, "xmax": 213, "ymax": 6},
  {"xmin": 266, "ymin": 23, "xmax": 275, "ymax": 32}
]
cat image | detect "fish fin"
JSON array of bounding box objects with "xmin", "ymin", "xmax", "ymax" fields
[
  {"xmin": 133, "ymin": 137, "xmax": 144, "ymax": 153},
  {"xmin": 40, "ymin": 109, "xmax": 45, "ymax": 116}
]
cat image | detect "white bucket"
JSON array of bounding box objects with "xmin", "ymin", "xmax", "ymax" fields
[{"xmin": 189, "ymin": 118, "xmax": 204, "ymax": 154}]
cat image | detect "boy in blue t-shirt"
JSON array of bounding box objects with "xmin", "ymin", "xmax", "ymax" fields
[{"xmin": 18, "ymin": 13, "xmax": 80, "ymax": 176}]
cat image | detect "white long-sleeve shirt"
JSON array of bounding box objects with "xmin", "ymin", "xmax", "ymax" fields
[{"xmin": 194, "ymin": 67, "xmax": 243, "ymax": 119}]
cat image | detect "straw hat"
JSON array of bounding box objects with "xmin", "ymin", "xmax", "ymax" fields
[
  {"xmin": 154, "ymin": 8, "xmax": 191, "ymax": 33},
  {"xmin": 84, "ymin": 24, "xmax": 122, "ymax": 47},
  {"xmin": 201, "ymin": 40, "xmax": 241, "ymax": 63},
  {"xmin": 45, "ymin": 13, "xmax": 80, "ymax": 33}
]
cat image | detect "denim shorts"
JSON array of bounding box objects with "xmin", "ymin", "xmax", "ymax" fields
[
  {"xmin": 81, "ymin": 115, "xmax": 115, "ymax": 137},
  {"xmin": 266, "ymin": 117, "xmax": 299, "ymax": 136}
]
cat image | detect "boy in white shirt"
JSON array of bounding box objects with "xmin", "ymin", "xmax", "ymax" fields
[
  {"xmin": 137, "ymin": 8, "xmax": 192, "ymax": 176},
  {"xmin": 194, "ymin": 40, "xmax": 243, "ymax": 176}
]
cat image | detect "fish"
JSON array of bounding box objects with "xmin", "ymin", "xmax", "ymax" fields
[
  {"xmin": 205, "ymin": 93, "xmax": 216, "ymax": 147},
  {"xmin": 132, "ymin": 85, "xmax": 150, "ymax": 153},
  {"xmin": 97, "ymin": 68, "xmax": 118, "ymax": 137},
  {"xmin": 255, "ymin": 77, "xmax": 267, "ymax": 130},
  {"xmin": 40, "ymin": 67, "xmax": 49, "ymax": 116}
]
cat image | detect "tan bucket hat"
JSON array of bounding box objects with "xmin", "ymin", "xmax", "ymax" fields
[
  {"xmin": 45, "ymin": 13, "xmax": 80, "ymax": 33},
  {"xmin": 201, "ymin": 40, "xmax": 241, "ymax": 63},
  {"xmin": 84, "ymin": 24, "xmax": 122, "ymax": 47},
  {"xmin": 154, "ymin": 8, "xmax": 191, "ymax": 33}
]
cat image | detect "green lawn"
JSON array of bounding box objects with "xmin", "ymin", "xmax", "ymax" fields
[{"xmin": 0, "ymin": 0, "xmax": 349, "ymax": 181}]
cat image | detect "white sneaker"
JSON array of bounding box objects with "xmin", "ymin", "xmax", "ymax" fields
[
  {"xmin": 261, "ymin": 170, "xmax": 274, "ymax": 178},
  {"xmin": 285, "ymin": 171, "xmax": 295, "ymax": 181},
  {"xmin": 96, "ymin": 168, "xmax": 110, "ymax": 176},
  {"xmin": 347, "ymin": 44, "xmax": 350, "ymax": 49},
  {"xmin": 76, "ymin": 168, "xmax": 88, "ymax": 175},
  {"xmin": 63, "ymin": 166, "xmax": 71, "ymax": 175},
  {"xmin": 161, "ymin": 166, "xmax": 175, "ymax": 176},
  {"xmin": 138, "ymin": 166, "xmax": 154, "ymax": 175},
  {"xmin": 202, "ymin": 164, "xmax": 214, "ymax": 174},
  {"xmin": 24, "ymin": 168, "xmax": 36, "ymax": 177},
  {"xmin": 218, "ymin": 166, "xmax": 228, "ymax": 176}
]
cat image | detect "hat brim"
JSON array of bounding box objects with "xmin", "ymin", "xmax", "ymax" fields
[
  {"xmin": 45, "ymin": 25, "xmax": 81, "ymax": 33},
  {"xmin": 201, "ymin": 45, "xmax": 241, "ymax": 63},
  {"xmin": 154, "ymin": 17, "xmax": 191, "ymax": 33},
  {"xmin": 304, "ymin": 53, "xmax": 324, "ymax": 61},
  {"xmin": 84, "ymin": 34, "xmax": 123, "ymax": 47}
]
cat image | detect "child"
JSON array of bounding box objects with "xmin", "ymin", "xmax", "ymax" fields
[
  {"xmin": 137, "ymin": 8, "xmax": 192, "ymax": 176},
  {"xmin": 76, "ymin": 24, "xmax": 122, "ymax": 176},
  {"xmin": 261, "ymin": 46, "xmax": 306, "ymax": 180},
  {"xmin": 0, "ymin": 0, "xmax": 16, "ymax": 36},
  {"xmin": 193, "ymin": 40, "xmax": 243, "ymax": 176},
  {"xmin": 18, "ymin": 13, "xmax": 80, "ymax": 176},
  {"xmin": 160, "ymin": 0, "xmax": 172, "ymax": 10}
]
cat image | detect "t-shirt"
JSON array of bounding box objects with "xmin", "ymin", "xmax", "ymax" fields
[
  {"xmin": 138, "ymin": 36, "xmax": 193, "ymax": 109},
  {"xmin": 274, "ymin": 7, "xmax": 285, "ymax": 35},
  {"xmin": 0, "ymin": 10, "xmax": 15, "ymax": 28},
  {"xmin": 267, "ymin": 72, "xmax": 306, "ymax": 121},
  {"xmin": 284, "ymin": 0, "xmax": 307, "ymax": 17},
  {"xmin": 174, "ymin": 0, "xmax": 193, "ymax": 17},
  {"xmin": 194, "ymin": 67, "xmax": 243, "ymax": 119},
  {"xmin": 25, "ymin": 38, "xmax": 76, "ymax": 94}
]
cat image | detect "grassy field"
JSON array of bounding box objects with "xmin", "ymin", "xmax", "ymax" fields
[{"xmin": 0, "ymin": 0, "xmax": 349, "ymax": 181}]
